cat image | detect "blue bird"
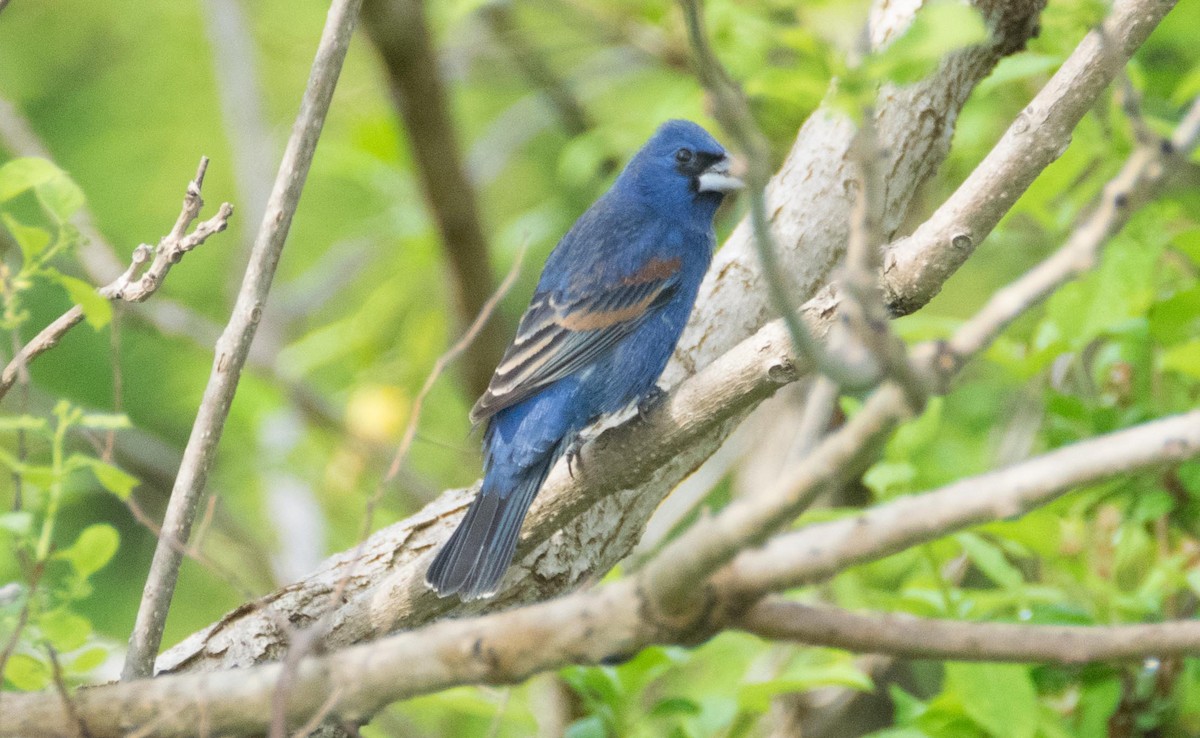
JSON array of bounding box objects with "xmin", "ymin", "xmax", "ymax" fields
[{"xmin": 426, "ymin": 120, "xmax": 743, "ymax": 600}]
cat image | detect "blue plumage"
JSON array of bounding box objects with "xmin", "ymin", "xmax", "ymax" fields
[{"xmin": 426, "ymin": 120, "xmax": 743, "ymax": 600}]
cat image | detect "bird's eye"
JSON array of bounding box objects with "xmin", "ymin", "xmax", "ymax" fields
[{"xmin": 675, "ymin": 148, "xmax": 693, "ymax": 163}]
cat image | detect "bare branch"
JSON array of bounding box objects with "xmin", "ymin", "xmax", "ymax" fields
[
  {"xmin": 740, "ymin": 601, "xmax": 1200, "ymax": 665},
  {"xmin": 121, "ymin": 0, "xmax": 365, "ymax": 681},
  {"xmin": 0, "ymin": 96, "xmax": 234, "ymax": 346},
  {"xmin": 881, "ymin": 0, "xmax": 1179, "ymax": 315},
  {"xmin": 45, "ymin": 646, "xmax": 89, "ymax": 738},
  {"xmin": 0, "ymin": 159, "xmax": 233, "ymax": 402},
  {"xmin": 723, "ymin": 410, "xmax": 1200, "ymax": 596},
  {"xmin": 943, "ymin": 94, "xmax": 1200, "ymax": 377},
  {"xmin": 100, "ymin": 159, "xmax": 235, "ymax": 303}
]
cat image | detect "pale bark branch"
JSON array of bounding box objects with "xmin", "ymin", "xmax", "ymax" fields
[
  {"xmin": 0, "ymin": 158, "xmax": 233, "ymax": 402},
  {"xmin": 121, "ymin": 0, "xmax": 365, "ymax": 680},
  {"xmin": 722, "ymin": 410, "xmax": 1200, "ymax": 596},
  {"xmin": 740, "ymin": 601, "xmax": 1200, "ymax": 665},
  {"xmin": 4, "ymin": 411, "xmax": 1199, "ymax": 736}
]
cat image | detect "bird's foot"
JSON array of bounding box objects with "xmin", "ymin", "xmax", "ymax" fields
[
  {"xmin": 565, "ymin": 435, "xmax": 586, "ymax": 480},
  {"xmin": 637, "ymin": 385, "xmax": 668, "ymax": 420}
]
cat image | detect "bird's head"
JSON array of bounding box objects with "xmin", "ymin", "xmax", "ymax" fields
[{"xmin": 620, "ymin": 119, "xmax": 744, "ymax": 221}]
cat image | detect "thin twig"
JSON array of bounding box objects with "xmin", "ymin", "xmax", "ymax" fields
[
  {"xmin": 840, "ymin": 115, "xmax": 929, "ymax": 409},
  {"xmin": 293, "ymin": 686, "xmax": 345, "ymax": 737},
  {"xmin": 121, "ymin": 0, "xmax": 365, "ymax": 681},
  {"xmin": 941, "ymin": 94, "xmax": 1200, "ymax": 374},
  {"xmin": 0, "ymin": 159, "xmax": 234, "ymax": 403},
  {"xmin": 481, "ymin": 2, "xmax": 594, "ymax": 138},
  {"xmin": 724, "ymin": 409, "xmax": 1200, "ymax": 597},
  {"xmin": 100, "ymin": 159, "xmax": 234, "ymax": 303},
  {"xmin": 739, "ymin": 600, "xmax": 1200, "ymax": 665}
]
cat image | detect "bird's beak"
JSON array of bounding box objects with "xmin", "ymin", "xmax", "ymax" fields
[{"xmin": 697, "ymin": 155, "xmax": 746, "ymax": 193}]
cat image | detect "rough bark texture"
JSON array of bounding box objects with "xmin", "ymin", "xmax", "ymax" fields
[{"xmin": 159, "ymin": 0, "xmax": 1046, "ymax": 675}]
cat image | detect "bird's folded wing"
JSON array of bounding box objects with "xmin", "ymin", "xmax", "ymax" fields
[{"xmin": 470, "ymin": 259, "xmax": 681, "ymax": 424}]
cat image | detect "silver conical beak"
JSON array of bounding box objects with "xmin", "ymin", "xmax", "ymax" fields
[{"xmin": 697, "ymin": 156, "xmax": 745, "ymax": 193}]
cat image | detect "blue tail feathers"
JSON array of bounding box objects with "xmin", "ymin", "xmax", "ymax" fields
[{"xmin": 425, "ymin": 449, "xmax": 560, "ymax": 600}]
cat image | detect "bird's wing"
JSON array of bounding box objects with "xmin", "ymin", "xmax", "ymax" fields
[{"xmin": 470, "ymin": 257, "xmax": 682, "ymax": 424}]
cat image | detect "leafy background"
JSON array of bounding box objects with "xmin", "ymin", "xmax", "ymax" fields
[{"xmin": 1, "ymin": 0, "xmax": 1200, "ymax": 735}]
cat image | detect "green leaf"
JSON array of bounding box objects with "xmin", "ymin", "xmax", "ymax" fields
[
  {"xmin": 956, "ymin": 533, "xmax": 1024, "ymax": 589},
  {"xmin": 39, "ymin": 608, "xmax": 92, "ymax": 651},
  {"xmin": 738, "ymin": 664, "xmax": 872, "ymax": 713},
  {"xmin": 0, "ymin": 414, "xmax": 48, "ymax": 432},
  {"xmin": 0, "ymin": 157, "xmax": 84, "ymax": 221},
  {"xmin": 34, "ymin": 171, "xmax": 85, "ymax": 221},
  {"xmin": 649, "ymin": 697, "xmax": 701, "ymax": 718},
  {"xmin": 864, "ymin": 461, "xmax": 917, "ymax": 497},
  {"xmin": 0, "ymin": 511, "xmax": 33, "ymax": 536},
  {"xmin": 0, "ymin": 158, "xmax": 61, "ymax": 202},
  {"xmin": 3, "ymin": 653, "xmax": 50, "ymax": 691},
  {"xmin": 68, "ymin": 646, "xmax": 108, "ymax": 674},
  {"xmin": 564, "ymin": 715, "xmax": 608, "ymax": 738},
  {"xmin": 944, "ymin": 662, "xmax": 1038, "ymax": 738},
  {"xmin": 1162, "ymin": 340, "xmax": 1200, "ymax": 380},
  {"xmin": 55, "ymin": 523, "xmax": 119, "ymax": 579},
  {"xmin": 562, "ymin": 666, "xmax": 624, "ymax": 709},
  {"xmin": 50, "ymin": 273, "xmax": 111, "ymax": 329},
  {"xmin": 69, "ymin": 455, "xmax": 139, "ymax": 499},
  {"xmin": 1075, "ymin": 676, "xmax": 1121, "ymax": 737},
  {"xmin": 78, "ymin": 413, "xmax": 132, "ymax": 430},
  {"xmin": 1, "ymin": 212, "xmax": 52, "ymax": 263}
]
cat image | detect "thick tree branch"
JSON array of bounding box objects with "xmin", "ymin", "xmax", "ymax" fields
[
  {"xmin": 121, "ymin": 0, "xmax": 364, "ymax": 680},
  {"xmin": 361, "ymin": 0, "xmax": 509, "ymax": 398},
  {"xmin": 739, "ymin": 601, "xmax": 1200, "ymax": 665},
  {"xmin": 5, "ymin": 410, "xmax": 1200, "ymax": 736},
  {"xmin": 0, "ymin": 159, "xmax": 233, "ymax": 402}
]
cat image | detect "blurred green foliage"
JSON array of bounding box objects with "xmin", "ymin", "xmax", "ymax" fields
[{"xmin": 0, "ymin": 0, "xmax": 1199, "ymax": 735}]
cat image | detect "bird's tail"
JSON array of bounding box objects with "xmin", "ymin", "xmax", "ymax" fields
[{"xmin": 425, "ymin": 452, "xmax": 557, "ymax": 601}]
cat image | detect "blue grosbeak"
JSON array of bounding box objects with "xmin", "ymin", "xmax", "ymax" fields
[{"xmin": 427, "ymin": 120, "xmax": 743, "ymax": 600}]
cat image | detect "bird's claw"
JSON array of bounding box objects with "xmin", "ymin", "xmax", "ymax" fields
[
  {"xmin": 565, "ymin": 436, "xmax": 585, "ymax": 480},
  {"xmin": 637, "ymin": 385, "xmax": 667, "ymax": 420}
]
